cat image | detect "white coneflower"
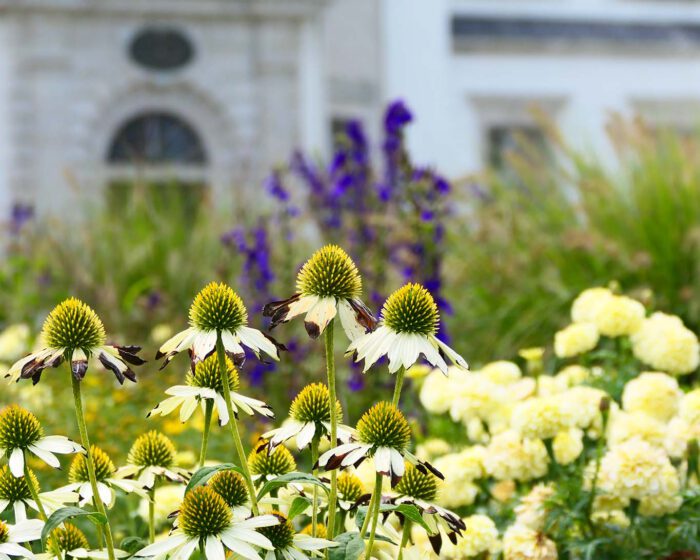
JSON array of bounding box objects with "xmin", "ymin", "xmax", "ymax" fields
[
  {"xmin": 263, "ymin": 245, "xmax": 376, "ymax": 340},
  {"xmin": 157, "ymin": 282, "xmax": 280, "ymax": 368},
  {"xmin": 0, "ymin": 518, "xmax": 44, "ymax": 559},
  {"xmin": 347, "ymin": 283, "xmax": 467, "ymax": 375},
  {"xmin": 208, "ymin": 469, "xmax": 252, "ymax": 520},
  {"xmin": 262, "ymin": 383, "xmax": 353, "ymax": 451},
  {"xmin": 257, "ymin": 511, "xmax": 338, "ymax": 560},
  {"xmin": 248, "ymin": 443, "xmax": 297, "ymax": 484},
  {"xmin": 134, "ymin": 486, "xmax": 279, "ymax": 560},
  {"xmin": 0, "ymin": 465, "xmax": 78, "ymax": 522},
  {"xmin": 6, "ymin": 298, "xmax": 144, "ymax": 384},
  {"xmin": 59, "ymin": 446, "xmax": 148, "ymax": 507},
  {"xmin": 37, "ymin": 523, "xmax": 130, "ymax": 560},
  {"xmin": 0, "ymin": 405, "xmax": 84, "ymax": 478},
  {"xmin": 317, "ymin": 402, "xmax": 441, "ymax": 487},
  {"xmin": 121, "ymin": 431, "xmax": 189, "ymax": 488},
  {"xmin": 148, "ymin": 354, "xmax": 273, "ymax": 425}
]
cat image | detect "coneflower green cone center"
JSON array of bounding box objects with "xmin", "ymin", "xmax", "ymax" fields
[
  {"xmin": 248, "ymin": 445, "xmax": 296, "ymax": 477},
  {"xmin": 186, "ymin": 354, "xmax": 239, "ymax": 393},
  {"xmin": 258, "ymin": 513, "xmax": 295, "ymax": 550},
  {"xmin": 0, "ymin": 520, "xmax": 8, "ymax": 544},
  {"xmin": 0, "ymin": 466, "xmax": 37, "ymax": 501},
  {"xmin": 395, "ymin": 464, "xmax": 437, "ymax": 501},
  {"xmin": 209, "ymin": 470, "xmax": 249, "ymax": 508},
  {"xmin": 189, "ymin": 283, "xmax": 247, "ymax": 332},
  {"xmin": 0, "ymin": 406, "xmax": 43, "ymax": 449},
  {"xmin": 42, "ymin": 298, "xmax": 106, "ymax": 350},
  {"xmin": 337, "ymin": 473, "xmax": 364, "ymax": 502},
  {"xmin": 382, "ymin": 283, "xmax": 439, "ymax": 336},
  {"xmin": 357, "ymin": 402, "xmax": 411, "ymax": 450},
  {"xmin": 69, "ymin": 446, "xmax": 115, "ymax": 483},
  {"xmin": 48, "ymin": 524, "xmax": 89, "ymax": 552},
  {"xmin": 128, "ymin": 431, "xmax": 175, "ymax": 468},
  {"xmin": 179, "ymin": 487, "xmax": 232, "ymax": 539},
  {"xmin": 290, "ymin": 383, "xmax": 342, "ymax": 424},
  {"xmin": 296, "ymin": 245, "xmax": 362, "ymax": 299}
]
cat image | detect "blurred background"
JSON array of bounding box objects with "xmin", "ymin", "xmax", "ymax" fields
[{"xmin": 2, "ymin": 0, "xmax": 700, "ymax": 457}]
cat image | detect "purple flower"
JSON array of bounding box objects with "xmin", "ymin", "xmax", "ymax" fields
[
  {"xmin": 9, "ymin": 203, "xmax": 33, "ymax": 235},
  {"xmin": 384, "ymin": 100, "xmax": 413, "ymax": 135},
  {"xmin": 265, "ymin": 172, "xmax": 290, "ymax": 202}
]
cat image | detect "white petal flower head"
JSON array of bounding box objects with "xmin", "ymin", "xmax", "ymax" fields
[
  {"xmin": 135, "ymin": 486, "xmax": 279, "ymax": 560},
  {"xmin": 0, "ymin": 518, "xmax": 44, "ymax": 559},
  {"xmin": 5, "ymin": 298, "xmax": 144, "ymax": 385},
  {"xmin": 38, "ymin": 522, "xmax": 130, "ymax": 560},
  {"xmin": 123, "ymin": 431, "xmax": 190, "ymax": 488},
  {"xmin": 263, "ymin": 245, "xmax": 377, "ymax": 340},
  {"xmin": 157, "ymin": 282, "xmax": 280, "ymax": 369},
  {"xmin": 0, "ymin": 405, "xmax": 84, "ymax": 478},
  {"xmin": 0, "ymin": 465, "xmax": 78, "ymax": 522},
  {"xmin": 347, "ymin": 283, "xmax": 468, "ymax": 375},
  {"xmin": 318, "ymin": 402, "xmax": 442, "ymax": 487},
  {"xmin": 258, "ymin": 512, "xmax": 338, "ymax": 560},
  {"xmin": 149, "ymin": 354, "xmax": 273, "ymax": 427}
]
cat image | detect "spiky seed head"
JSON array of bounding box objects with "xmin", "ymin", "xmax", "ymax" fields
[
  {"xmin": 258, "ymin": 511, "xmax": 295, "ymax": 550},
  {"xmin": 0, "ymin": 520, "xmax": 8, "ymax": 544},
  {"xmin": 41, "ymin": 298, "xmax": 106, "ymax": 351},
  {"xmin": 289, "ymin": 383, "xmax": 342, "ymax": 425},
  {"xmin": 69, "ymin": 446, "xmax": 115, "ymax": 483},
  {"xmin": 179, "ymin": 486, "xmax": 232, "ymax": 539},
  {"xmin": 186, "ymin": 354, "xmax": 239, "ymax": 393},
  {"xmin": 301, "ymin": 523, "xmax": 327, "ymax": 538},
  {"xmin": 356, "ymin": 402, "xmax": 411, "ymax": 451},
  {"xmin": 381, "ymin": 283, "xmax": 439, "ymax": 336},
  {"xmin": 189, "ymin": 282, "xmax": 248, "ymax": 332},
  {"xmin": 47, "ymin": 523, "xmax": 89, "ymax": 553},
  {"xmin": 394, "ymin": 463, "xmax": 437, "ymax": 501},
  {"xmin": 0, "ymin": 405, "xmax": 43, "ymax": 450},
  {"xmin": 296, "ymin": 245, "xmax": 362, "ymax": 300},
  {"xmin": 209, "ymin": 470, "xmax": 248, "ymax": 508},
  {"xmin": 128, "ymin": 431, "xmax": 176, "ymax": 468},
  {"xmin": 248, "ymin": 443, "xmax": 296, "ymax": 477},
  {"xmin": 0, "ymin": 465, "xmax": 38, "ymax": 501},
  {"xmin": 337, "ymin": 472, "xmax": 364, "ymax": 503}
]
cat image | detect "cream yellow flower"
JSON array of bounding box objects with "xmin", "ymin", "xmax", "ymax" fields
[
  {"xmin": 481, "ymin": 360, "xmax": 522, "ymax": 384},
  {"xmin": 484, "ymin": 431, "xmax": 548, "ymax": 482},
  {"xmin": 664, "ymin": 417, "xmax": 700, "ymax": 459},
  {"xmin": 561, "ymin": 386, "xmax": 611, "ymax": 434},
  {"xmin": 571, "ymin": 287, "xmax": 613, "ymax": 324},
  {"xmin": 592, "ymin": 295, "xmax": 645, "ymax": 337},
  {"xmin": 679, "ymin": 389, "xmax": 700, "ymax": 425},
  {"xmin": 622, "ymin": 372, "xmax": 681, "ymax": 422},
  {"xmin": 503, "ymin": 525, "xmax": 557, "ymax": 560},
  {"xmin": 432, "ymin": 448, "xmax": 485, "ymax": 508},
  {"xmin": 631, "ymin": 312, "xmax": 700, "ymax": 375},
  {"xmin": 553, "ymin": 365, "xmax": 590, "ymax": 390},
  {"xmin": 0, "ymin": 324, "xmax": 30, "ymax": 363},
  {"xmin": 415, "ymin": 439, "xmax": 451, "ymax": 461},
  {"xmin": 608, "ymin": 411, "xmax": 666, "ymax": 448},
  {"xmin": 553, "ymin": 429, "xmax": 584, "ymax": 465},
  {"xmin": 449, "ymin": 374, "xmax": 505, "ymax": 426},
  {"xmin": 137, "ymin": 484, "xmax": 185, "ymax": 527},
  {"xmin": 442, "ymin": 515, "xmax": 500, "ymax": 559},
  {"xmin": 554, "ymin": 323, "xmax": 599, "ymax": 358},
  {"xmin": 511, "ymin": 397, "xmax": 574, "ymax": 440},
  {"xmin": 419, "ymin": 369, "xmax": 455, "ymax": 414},
  {"xmin": 515, "ymin": 484, "xmax": 554, "ymax": 531}
]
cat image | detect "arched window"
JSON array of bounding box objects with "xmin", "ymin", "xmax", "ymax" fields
[{"xmin": 107, "ymin": 112, "xmax": 207, "ymax": 165}]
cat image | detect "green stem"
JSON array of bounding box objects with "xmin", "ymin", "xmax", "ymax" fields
[
  {"xmin": 198, "ymin": 400, "xmax": 214, "ymax": 468},
  {"xmin": 365, "ymin": 473, "xmax": 383, "ymax": 558},
  {"xmin": 24, "ymin": 458, "xmax": 62, "ymax": 558},
  {"xmin": 71, "ymin": 374, "xmax": 116, "ymax": 560},
  {"xmin": 311, "ymin": 438, "xmax": 320, "ymax": 537},
  {"xmin": 360, "ymin": 476, "xmax": 379, "ymax": 537},
  {"xmin": 216, "ymin": 332, "xmax": 260, "ymax": 516},
  {"xmin": 397, "ymin": 520, "xmax": 412, "ymax": 560},
  {"xmin": 148, "ymin": 482, "xmax": 157, "ymax": 543},
  {"xmin": 391, "ymin": 367, "xmax": 405, "ymax": 407},
  {"xmin": 324, "ymin": 320, "xmax": 339, "ymax": 540},
  {"xmin": 93, "ymin": 499, "xmax": 105, "ymax": 549}
]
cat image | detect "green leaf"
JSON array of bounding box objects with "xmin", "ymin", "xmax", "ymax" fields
[
  {"xmin": 288, "ymin": 496, "xmax": 312, "ymax": 520},
  {"xmin": 185, "ymin": 463, "xmax": 244, "ymax": 494},
  {"xmin": 256, "ymin": 472, "xmax": 329, "ymax": 500},
  {"xmin": 328, "ymin": 532, "xmax": 366, "ymax": 560},
  {"xmin": 377, "ymin": 503, "xmax": 431, "ymax": 532},
  {"xmin": 120, "ymin": 536, "xmax": 148, "ymax": 554},
  {"xmin": 42, "ymin": 507, "xmax": 108, "ymax": 545}
]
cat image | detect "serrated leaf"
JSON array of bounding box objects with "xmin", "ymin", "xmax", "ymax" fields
[
  {"xmin": 288, "ymin": 496, "xmax": 312, "ymax": 520},
  {"xmin": 185, "ymin": 463, "xmax": 244, "ymax": 494},
  {"xmin": 328, "ymin": 532, "xmax": 365, "ymax": 560},
  {"xmin": 42, "ymin": 507, "xmax": 107, "ymax": 545},
  {"xmin": 256, "ymin": 472, "xmax": 329, "ymax": 500}
]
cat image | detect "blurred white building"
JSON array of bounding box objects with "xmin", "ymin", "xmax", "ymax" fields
[{"xmin": 2, "ymin": 0, "xmax": 700, "ymax": 215}]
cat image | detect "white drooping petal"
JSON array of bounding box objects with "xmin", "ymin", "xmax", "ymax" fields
[
  {"xmin": 8, "ymin": 448, "xmax": 24, "ymax": 478},
  {"xmin": 304, "ymin": 297, "xmax": 338, "ymax": 337},
  {"xmin": 285, "ymin": 295, "xmax": 319, "ymax": 321},
  {"xmin": 294, "ymin": 533, "xmax": 339, "ymax": 550},
  {"xmin": 341, "ymin": 445, "xmax": 369, "ymax": 468},
  {"xmin": 8, "ymin": 518, "xmax": 43, "ymax": 542},
  {"xmin": 434, "ymin": 336, "xmax": 469, "ymax": 370},
  {"xmin": 205, "ymin": 536, "xmax": 226, "ymax": 560},
  {"xmin": 296, "ymin": 422, "xmax": 316, "ymax": 450},
  {"xmin": 418, "ymin": 337, "xmax": 447, "ymax": 373},
  {"xmin": 96, "ymin": 482, "xmax": 114, "ymax": 507},
  {"xmin": 219, "ymin": 536, "xmax": 262, "ymax": 560},
  {"xmin": 158, "ymin": 328, "xmax": 195, "ymax": 357},
  {"xmin": 390, "ymin": 448, "xmax": 405, "ymax": 479},
  {"xmin": 374, "ymin": 447, "xmax": 392, "ymax": 476},
  {"xmin": 27, "ymin": 445, "xmax": 60, "ymax": 469},
  {"xmin": 214, "ymin": 394, "xmax": 230, "ymax": 426},
  {"xmin": 0, "ymin": 542, "xmax": 32, "ymax": 557},
  {"xmin": 235, "ymin": 326, "xmax": 279, "ymax": 361},
  {"xmin": 166, "ymin": 386, "xmax": 204, "ymax": 398},
  {"xmin": 338, "ymin": 300, "xmax": 366, "ymax": 341},
  {"xmin": 179, "ymin": 396, "xmax": 199, "ymax": 423},
  {"xmin": 35, "ymin": 435, "xmax": 82, "ymax": 455},
  {"xmin": 192, "ymin": 331, "xmax": 217, "ymax": 361},
  {"xmin": 136, "ymin": 533, "xmax": 189, "ymax": 557},
  {"xmin": 318, "ymin": 443, "xmax": 361, "ymax": 467}
]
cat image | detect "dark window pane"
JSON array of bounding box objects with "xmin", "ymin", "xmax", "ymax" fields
[{"xmin": 130, "ymin": 28, "xmax": 194, "ymax": 71}]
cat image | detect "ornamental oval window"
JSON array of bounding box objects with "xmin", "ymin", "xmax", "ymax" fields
[
  {"xmin": 107, "ymin": 112, "xmax": 207, "ymax": 165},
  {"xmin": 129, "ymin": 28, "xmax": 194, "ymax": 71}
]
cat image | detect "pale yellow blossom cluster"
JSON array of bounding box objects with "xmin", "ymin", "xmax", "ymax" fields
[{"xmin": 631, "ymin": 312, "xmax": 700, "ymax": 375}]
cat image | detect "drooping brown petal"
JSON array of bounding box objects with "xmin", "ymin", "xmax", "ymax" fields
[
  {"xmin": 71, "ymin": 358, "xmax": 88, "ymax": 381},
  {"xmin": 263, "ymin": 294, "xmax": 302, "ymax": 330},
  {"xmin": 429, "ymin": 532, "xmax": 443, "ymax": 555},
  {"xmin": 349, "ymin": 299, "xmax": 378, "ymax": 333},
  {"xmin": 20, "ymin": 354, "xmax": 64, "ymax": 383},
  {"xmin": 415, "ymin": 459, "xmax": 444, "ymax": 481},
  {"xmin": 115, "ymin": 346, "xmax": 146, "ymax": 365}
]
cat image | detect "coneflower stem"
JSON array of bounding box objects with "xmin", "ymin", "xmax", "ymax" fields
[
  {"xmin": 398, "ymin": 520, "xmax": 412, "ymax": 560},
  {"xmin": 360, "ymin": 474, "xmax": 380, "ymax": 536},
  {"xmin": 391, "ymin": 367, "xmax": 405, "ymax": 407},
  {"xmin": 24, "ymin": 459, "xmax": 62, "ymax": 558},
  {"xmin": 216, "ymin": 332, "xmax": 260, "ymax": 516},
  {"xmin": 365, "ymin": 473, "xmax": 383, "ymax": 558},
  {"xmin": 324, "ymin": 320, "xmax": 339, "ymax": 540},
  {"xmin": 198, "ymin": 400, "xmax": 214, "ymax": 468},
  {"xmin": 148, "ymin": 482, "xmax": 157, "ymax": 543},
  {"xmin": 311, "ymin": 437, "xmax": 320, "ymax": 537},
  {"xmin": 71, "ymin": 373, "xmax": 117, "ymax": 560}
]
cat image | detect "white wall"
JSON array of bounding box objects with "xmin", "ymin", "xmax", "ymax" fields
[{"xmin": 0, "ymin": 20, "xmax": 10, "ymax": 222}]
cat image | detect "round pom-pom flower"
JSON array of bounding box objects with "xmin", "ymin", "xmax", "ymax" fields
[
  {"xmin": 263, "ymin": 245, "xmax": 377, "ymax": 340},
  {"xmin": 503, "ymin": 524, "xmax": 557, "ymax": 560},
  {"xmin": 554, "ymin": 323, "xmax": 599, "ymax": 358},
  {"xmin": 262, "ymin": 383, "xmax": 354, "ymax": 451},
  {"xmin": 148, "ymin": 354, "xmax": 273, "ymax": 426},
  {"xmin": 622, "ymin": 372, "xmax": 681, "ymax": 422},
  {"xmin": 6, "ymin": 298, "xmax": 144, "ymax": 384},
  {"xmin": 631, "ymin": 312, "xmax": 700, "ymax": 375},
  {"xmin": 442, "ymin": 514, "xmax": 499, "ymax": 559},
  {"xmin": 0, "ymin": 405, "xmax": 84, "ymax": 478},
  {"xmin": 347, "ymin": 283, "xmax": 468, "ymax": 375},
  {"xmin": 135, "ymin": 486, "xmax": 280, "ymax": 560},
  {"xmin": 256, "ymin": 511, "xmax": 338, "ymax": 559},
  {"xmin": 318, "ymin": 402, "xmax": 441, "ymax": 487},
  {"xmin": 120, "ymin": 431, "xmax": 189, "ymax": 488},
  {"xmin": 156, "ymin": 282, "xmax": 280, "ymax": 368}
]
